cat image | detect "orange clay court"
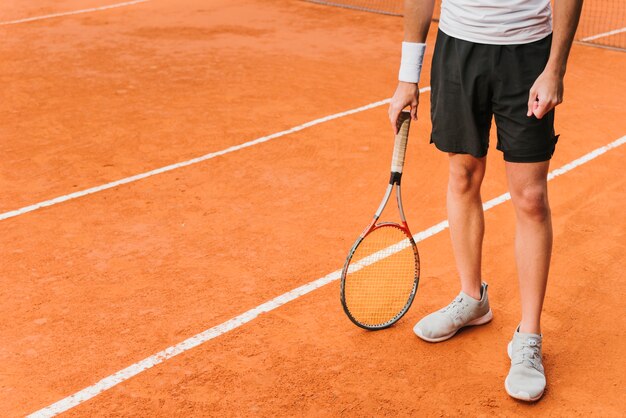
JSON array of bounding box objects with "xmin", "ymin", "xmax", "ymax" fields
[{"xmin": 0, "ymin": 0, "xmax": 625, "ymax": 416}]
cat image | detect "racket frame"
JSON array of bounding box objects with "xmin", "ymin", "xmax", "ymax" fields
[{"xmin": 340, "ymin": 112, "xmax": 420, "ymax": 330}]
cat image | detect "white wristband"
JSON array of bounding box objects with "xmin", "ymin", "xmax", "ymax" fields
[{"xmin": 398, "ymin": 42, "xmax": 426, "ymax": 84}]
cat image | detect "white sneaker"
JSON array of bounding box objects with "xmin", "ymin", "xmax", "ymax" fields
[
  {"xmin": 413, "ymin": 283, "xmax": 493, "ymax": 342},
  {"xmin": 505, "ymin": 328, "xmax": 546, "ymax": 402}
]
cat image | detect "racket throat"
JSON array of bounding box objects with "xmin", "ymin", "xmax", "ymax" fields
[
  {"xmin": 371, "ymin": 179, "xmax": 409, "ymax": 224},
  {"xmin": 374, "ymin": 183, "xmax": 394, "ymax": 219},
  {"xmin": 388, "ymin": 171, "xmax": 409, "ymax": 224},
  {"xmin": 395, "ymin": 184, "xmax": 409, "ymax": 224},
  {"xmin": 389, "ymin": 171, "xmax": 403, "ymax": 186}
]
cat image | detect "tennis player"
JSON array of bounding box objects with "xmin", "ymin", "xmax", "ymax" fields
[{"xmin": 388, "ymin": 0, "xmax": 583, "ymax": 401}]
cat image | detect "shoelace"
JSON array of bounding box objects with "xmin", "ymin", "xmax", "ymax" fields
[
  {"xmin": 441, "ymin": 296, "xmax": 469, "ymax": 320},
  {"xmin": 512, "ymin": 338, "xmax": 543, "ymax": 371}
]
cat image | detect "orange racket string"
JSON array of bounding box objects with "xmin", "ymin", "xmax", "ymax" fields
[{"xmin": 343, "ymin": 224, "xmax": 418, "ymax": 327}]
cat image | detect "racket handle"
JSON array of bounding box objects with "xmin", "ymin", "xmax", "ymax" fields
[{"xmin": 391, "ymin": 111, "xmax": 412, "ymax": 175}]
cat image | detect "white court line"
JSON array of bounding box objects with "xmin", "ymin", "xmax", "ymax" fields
[
  {"xmin": 580, "ymin": 26, "xmax": 626, "ymax": 42},
  {"xmin": 0, "ymin": 0, "xmax": 150, "ymax": 26},
  {"xmin": 27, "ymin": 134, "xmax": 626, "ymax": 417},
  {"xmin": 0, "ymin": 89, "xmax": 430, "ymax": 222}
]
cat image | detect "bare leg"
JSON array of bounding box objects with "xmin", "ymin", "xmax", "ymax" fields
[
  {"xmin": 447, "ymin": 153, "xmax": 487, "ymax": 300},
  {"xmin": 505, "ymin": 161, "xmax": 552, "ymax": 334}
]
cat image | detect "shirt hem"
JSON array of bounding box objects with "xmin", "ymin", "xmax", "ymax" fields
[{"xmin": 438, "ymin": 25, "xmax": 553, "ymax": 45}]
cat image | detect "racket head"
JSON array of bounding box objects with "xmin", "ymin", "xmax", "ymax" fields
[{"xmin": 340, "ymin": 222, "xmax": 420, "ymax": 330}]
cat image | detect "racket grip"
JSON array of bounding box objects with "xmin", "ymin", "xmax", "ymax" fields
[{"xmin": 391, "ymin": 111, "xmax": 412, "ymax": 174}]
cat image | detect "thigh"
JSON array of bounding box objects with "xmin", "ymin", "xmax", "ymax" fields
[
  {"xmin": 430, "ymin": 30, "xmax": 493, "ymax": 159},
  {"xmin": 492, "ymin": 35, "xmax": 559, "ymax": 163}
]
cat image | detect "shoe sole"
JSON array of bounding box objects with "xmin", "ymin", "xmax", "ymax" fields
[
  {"xmin": 414, "ymin": 309, "xmax": 493, "ymax": 343},
  {"xmin": 505, "ymin": 341, "xmax": 545, "ymax": 402}
]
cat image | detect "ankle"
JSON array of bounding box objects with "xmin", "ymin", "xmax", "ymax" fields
[
  {"xmin": 518, "ymin": 321, "xmax": 541, "ymax": 335},
  {"xmin": 461, "ymin": 284, "xmax": 482, "ymax": 300}
]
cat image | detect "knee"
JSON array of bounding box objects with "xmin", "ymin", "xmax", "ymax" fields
[
  {"xmin": 514, "ymin": 186, "xmax": 550, "ymax": 221},
  {"xmin": 448, "ymin": 165, "xmax": 482, "ymax": 196}
]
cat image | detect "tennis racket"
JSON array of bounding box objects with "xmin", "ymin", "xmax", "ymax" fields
[{"xmin": 340, "ymin": 111, "xmax": 420, "ymax": 330}]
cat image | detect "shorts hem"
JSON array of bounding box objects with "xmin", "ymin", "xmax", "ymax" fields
[
  {"xmin": 503, "ymin": 152, "xmax": 554, "ymax": 163},
  {"xmin": 430, "ymin": 138, "xmax": 487, "ymax": 159}
]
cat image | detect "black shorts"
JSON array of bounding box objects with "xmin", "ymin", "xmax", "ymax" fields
[{"xmin": 430, "ymin": 30, "xmax": 559, "ymax": 162}]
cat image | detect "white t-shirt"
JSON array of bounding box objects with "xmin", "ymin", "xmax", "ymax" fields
[{"xmin": 438, "ymin": 0, "xmax": 553, "ymax": 45}]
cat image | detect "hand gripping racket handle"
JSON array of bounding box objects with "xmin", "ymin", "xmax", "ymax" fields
[{"xmin": 390, "ymin": 111, "xmax": 412, "ymax": 181}]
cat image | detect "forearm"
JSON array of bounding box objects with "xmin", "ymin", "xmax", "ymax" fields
[
  {"xmin": 545, "ymin": 0, "xmax": 583, "ymax": 77},
  {"xmin": 390, "ymin": 0, "xmax": 435, "ymax": 129},
  {"xmin": 403, "ymin": 0, "xmax": 436, "ymax": 43}
]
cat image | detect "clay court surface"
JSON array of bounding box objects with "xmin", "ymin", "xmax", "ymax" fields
[{"xmin": 1, "ymin": 0, "xmax": 625, "ymax": 416}]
